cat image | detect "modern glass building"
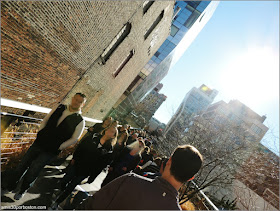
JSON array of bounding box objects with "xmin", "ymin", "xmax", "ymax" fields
[
  {"xmin": 143, "ymin": 1, "xmax": 211, "ymax": 77},
  {"xmin": 109, "ymin": 1, "xmax": 219, "ymax": 121},
  {"xmin": 164, "ymin": 84, "xmax": 218, "ymax": 136}
]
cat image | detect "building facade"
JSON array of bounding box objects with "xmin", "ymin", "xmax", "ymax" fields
[
  {"xmin": 181, "ymin": 99, "xmax": 270, "ymax": 207},
  {"xmin": 164, "ymin": 84, "xmax": 218, "ymax": 136},
  {"xmin": 109, "ymin": 1, "xmax": 219, "ymax": 121},
  {"xmin": 130, "ymin": 83, "xmax": 167, "ymax": 127},
  {"xmin": 234, "ymin": 144, "xmax": 279, "ymax": 210},
  {"xmin": 1, "ymin": 1, "xmax": 174, "ymax": 120}
]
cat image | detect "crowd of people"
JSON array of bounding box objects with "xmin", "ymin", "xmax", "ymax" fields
[{"xmin": 1, "ymin": 93, "xmax": 203, "ymax": 210}]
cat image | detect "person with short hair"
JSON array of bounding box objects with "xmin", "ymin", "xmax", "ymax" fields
[
  {"xmin": 87, "ymin": 116, "xmax": 113, "ymax": 136},
  {"xmin": 1, "ymin": 93, "xmax": 87, "ymax": 200},
  {"xmin": 77, "ymin": 145, "xmax": 203, "ymax": 210},
  {"xmin": 126, "ymin": 132, "xmax": 138, "ymax": 145}
]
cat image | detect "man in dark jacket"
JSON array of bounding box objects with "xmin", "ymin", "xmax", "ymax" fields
[
  {"xmin": 1, "ymin": 93, "xmax": 86, "ymax": 200},
  {"xmin": 77, "ymin": 145, "xmax": 203, "ymax": 210}
]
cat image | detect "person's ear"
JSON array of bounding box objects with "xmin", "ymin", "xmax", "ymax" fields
[
  {"xmin": 81, "ymin": 100, "xmax": 86, "ymax": 108},
  {"xmin": 166, "ymin": 158, "xmax": 172, "ymax": 168}
]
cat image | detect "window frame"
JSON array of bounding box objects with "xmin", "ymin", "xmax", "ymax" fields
[
  {"xmin": 112, "ymin": 49, "xmax": 135, "ymax": 78},
  {"xmin": 101, "ymin": 23, "xmax": 132, "ymax": 64}
]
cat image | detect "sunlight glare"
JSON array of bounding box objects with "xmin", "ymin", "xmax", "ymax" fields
[{"xmin": 220, "ymin": 46, "xmax": 279, "ymax": 108}]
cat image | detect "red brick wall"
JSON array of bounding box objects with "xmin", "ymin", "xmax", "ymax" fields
[{"xmin": 1, "ymin": 2, "xmax": 85, "ymax": 108}]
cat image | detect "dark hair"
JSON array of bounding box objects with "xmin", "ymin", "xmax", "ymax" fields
[
  {"xmin": 144, "ymin": 146, "xmax": 150, "ymax": 153},
  {"xmin": 170, "ymin": 145, "xmax": 203, "ymax": 183},
  {"xmin": 75, "ymin": 93, "xmax": 87, "ymax": 99},
  {"xmin": 154, "ymin": 157, "xmax": 162, "ymax": 167}
]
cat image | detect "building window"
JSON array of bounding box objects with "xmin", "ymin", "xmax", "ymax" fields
[
  {"xmin": 172, "ymin": 6, "xmax": 181, "ymax": 20},
  {"xmin": 143, "ymin": 1, "xmax": 154, "ymax": 14},
  {"xmin": 101, "ymin": 23, "xmax": 132, "ymax": 64},
  {"xmin": 251, "ymin": 124, "xmax": 263, "ymax": 135},
  {"xmin": 112, "ymin": 49, "xmax": 135, "ymax": 78},
  {"xmin": 139, "ymin": 71, "xmax": 147, "ymax": 79},
  {"xmin": 170, "ymin": 24, "xmax": 179, "ymax": 37},
  {"xmin": 154, "ymin": 51, "xmax": 160, "ymax": 57},
  {"xmin": 184, "ymin": 9, "xmax": 201, "ymax": 29},
  {"xmin": 144, "ymin": 10, "xmax": 164, "ymax": 40}
]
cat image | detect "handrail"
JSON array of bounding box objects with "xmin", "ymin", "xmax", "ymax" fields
[
  {"xmin": 1, "ymin": 137, "xmax": 36, "ymax": 140},
  {"xmin": 1, "ymin": 112, "xmax": 43, "ymax": 121},
  {"xmin": 1, "ymin": 98, "xmax": 102, "ymax": 124},
  {"xmin": 191, "ymin": 180, "xmax": 219, "ymax": 210},
  {"xmin": 1, "ymin": 142, "xmax": 30, "ymax": 145},
  {"xmin": 3, "ymin": 132, "xmax": 37, "ymax": 135},
  {"xmin": 1, "ymin": 147, "xmax": 23, "ymax": 150},
  {"xmin": 1, "ymin": 152, "xmax": 16, "ymax": 155}
]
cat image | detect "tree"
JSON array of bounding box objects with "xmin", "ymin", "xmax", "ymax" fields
[{"xmin": 158, "ymin": 110, "xmax": 264, "ymax": 209}]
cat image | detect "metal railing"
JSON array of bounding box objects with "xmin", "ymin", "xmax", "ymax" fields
[
  {"xmin": 1, "ymin": 110, "xmax": 100, "ymax": 167},
  {"xmin": 192, "ymin": 181, "xmax": 219, "ymax": 210}
]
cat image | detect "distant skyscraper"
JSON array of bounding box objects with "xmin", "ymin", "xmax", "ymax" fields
[
  {"xmin": 164, "ymin": 84, "xmax": 218, "ymax": 136},
  {"xmin": 133, "ymin": 83, "xmax": 167, "ymax": 127},
  {"xmin": 109, "ymin": 1, "xmax": 219, "ymax": 120}
]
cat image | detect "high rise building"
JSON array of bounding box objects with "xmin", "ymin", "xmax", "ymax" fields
[
  {"xmin": 131, "ymin": 83, "xmax": 167, "ymax": 127},
  {"xmin": 164, "ymin": 84, "xmax": 218, "ymax": 136},
  {"xmin": 109, "ymin": 1, "xmax": 219, "ymax": 121}
]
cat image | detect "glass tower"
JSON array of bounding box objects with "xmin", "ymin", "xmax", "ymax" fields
[{"xmin": 164, "ymin": 84, "xmax": 218, "ymax": 136}]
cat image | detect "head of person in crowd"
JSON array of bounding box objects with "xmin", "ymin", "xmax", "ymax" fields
[
  {"xmin": 132, "ymin": 133, "xmax": 138, "ymax": 140},
  {"xmin": 142, "ymin": 146, "xmax": 150, "ymax": 154},
  {"xmin": 154, "ymin": 157, "xmax": 162, "ymax": 167},
  {"xmin": 119, "ymin": 124, "xmax": 128, "ymax": 132},
  {"xmin": 101, "ymin": 125, "xmax": 118, "ymax": 148},
  {"xmin": 111, "ymin": 120, "xmax": 119, "ymax": 128},
  {"xmin": 137, "ymin": 138, "xmax": 145, "ymax": 153},
  {"xmin": 150, "ymin": 149, "xmax": 157, "ymax": 159},
  {"xmin": 70, "ymin": 93, "xmax": 87, "ymax": 112},
  {"xmin": 128, "ymin": 137, "xmax": 145, "ymax": 153},
  {"xmin": 117, "ymin": 129, "xmax": 129, "ymax": 146},
  {"xmin": 102, "ymin": 116, "xmax": 113, "ymax": 128},
  {"xmin": 162, "ymin": 145, "xmax": 203, "ymax": 190}
]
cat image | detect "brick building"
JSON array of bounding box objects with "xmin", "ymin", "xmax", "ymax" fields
[
  {"xmin": 235, "ymin": 144, "xmax": 279, "ymax": 210},
  {"xmin": 1, "ymin": 1, "xmax": 174, "ymax": 120}
]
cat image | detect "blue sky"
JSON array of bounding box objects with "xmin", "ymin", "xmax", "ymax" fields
[{"xmin": 154, "ymin": 1, "xmax": 279, "ymax": 155}]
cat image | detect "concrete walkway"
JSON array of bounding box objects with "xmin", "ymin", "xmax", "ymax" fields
[{"xmin": 1, "ymin": 156, "xmax": 107, "ymax": 210}]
